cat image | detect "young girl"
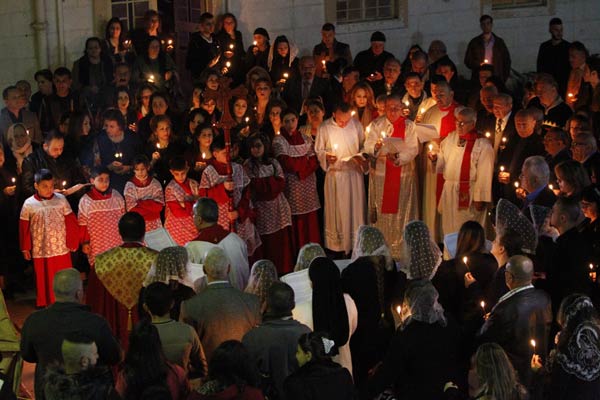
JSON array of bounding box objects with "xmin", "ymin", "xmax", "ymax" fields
[
  {"xmin": 79, "ymin": 166, "xmax": 125, "ymax": 267},
  {"xmin": 243, "ymin": 134, "xmax": 294, "ymax": 273},
  {"xmin": 165, "ymin": 156, "xmax": 199, "ymax": 245},
  {"xmin": 200, "ymin": 134, "xmax": 261, "ymax": 257},
  {"xmin": 124, "ymin": 155, "xmax": 164, "ymax": 232},
  {"xmin": 189, "ymin": 123, "xmax": 214, "ymax": 181},
  {"xmin": 273, "ymin": 109, "xmax": 321, "ymax": 250},
  {"xmin": 19, "ymin": 169, "xmax": 78, "ymax": 307}
]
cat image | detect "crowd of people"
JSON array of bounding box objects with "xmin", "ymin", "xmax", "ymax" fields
[{"xmin": 0, "ymin": 7, "xmax": 599, "ymax": 400}]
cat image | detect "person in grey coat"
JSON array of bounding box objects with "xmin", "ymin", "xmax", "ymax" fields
[
  {"xmin": 180, "ymin": 247, "xmax": 261, "ymax": 361},
  {"xmin": 243, "ymin": 282, "xmax": 311, "ymax": 397}
]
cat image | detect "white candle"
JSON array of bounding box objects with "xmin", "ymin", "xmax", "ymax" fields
[
  {"xmin": 590, "ymin": 263, "xmax": 595, "ymax": 271},
  {"xmin": 148, "ymin": 74, "xmax": 155, "ymax": 83},
  {"xmin": 226, "ymin": 61, "xmax": 231, "ymax": 68},
  {"xmin": 156, "ymin": 143, "xmax": 161, "ymax": 149},
  {"xmin": 245, "ymin": 117, "xmax": 250, "ymax": 124},
  {"xmin": 428, "ymin": 143, "xmax": 433, "ymax": 152},
  {"xmin": 381, "ymin": 131, "xmax": 387, "ymax": 139},
  {"xmin": 420, "ymin": 107, "xmax": 425, "ymax": 114},
  {"xmin": 366, "ymin": 126, "xmax": 370, "ymax": 134},
  {"xmin": 333, "ymin": 143, "xmax": 338, "ymax": 152},
  {"xmin": 322, "ymin": 59, "xmax": 326, "ymax": 67},
  {"xmin": 202, "ymin": 152, "xmax": 206, "ymax": 160}
]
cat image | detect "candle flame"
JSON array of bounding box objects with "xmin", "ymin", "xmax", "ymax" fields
[
  {"xmin": 480, "ymin": 301, "xmax": 485, "ymax": 309},
  {"xmin": 62, "ymin": 180, "xmax": 67, "ymax": 187},
  {"xmin": 514, "ymin": 181, "xmax": 520, "ymax": 188},
  {"xmin": 253, "ymin": 40, "xmax": 257, "ymax": 46},
  {"xmin": 502, "ymin": 137, "xmax": 507, "ymax": 143},
  {"xmin": 245, "ymin": 117, "xmax": 250, "ymax": 123},
  {"xmin": 226, "ymin": 61, "xmax": 231, "ymax": 68},
  {"xmin": 485, "ymin": 131, "xmax": 491, "ymax": 138},
  {"xmin": 590, "ymin": 263, "xmax": 595, "ymax": 270},
  {"xmin": 283, "ymin": 73, "xmax": 289, "ymax": 79},
  {"xmin": 548, "ymin": 184, "xmax": 554, "ymax": 190},
  {"xmin": 351, "ymin": 110, "xmax": 356, "ymax": 117},
  {"xmin": 462, "ymin": 256, "xmax": 468, "ymax": 265},
  {"xmin": 484, "ymin": 59, "xmax": 489, "ymax": 64},
  {"xmin": 420, "ymin": 107, "xmax": 425, "ymax": 114},
  {"xmin": 530, "ymin": 339, "xmax": 536, "ymax": 348},
  {"xmin": 396, "ymin": 305, "xmax": 402, "ymax": 315},
  {"xmin": 156, "ymin": 143, "xmax": 161, "ymax": 149},
  {"xmin": 366, "ymin": 126, "xmax": 370, "ymax": 134},
  {"xmin": 500, "ymin": 165, "xmax": 505, "ymax": 172},
  {"xmin": 229, "ymin": 44, "xmax": 234, "ymax": 50},
  {"xmin": 333, "ymin": 143, "xmax": 338, "ymax": 151},
  {"xmin": 276, "ymin": 131, "xmax": 280, "ymax": 135},
  {"xmin": 168, "ymin": 39, "xmax": 173, "ymax": 45},
  {"xmin": 11, "ymin": 177, "xmax": 16, "ymax": 184},
  {"xmin": 202, "ymin": 152, "xmax": 206, "ymax": 160},
  {"xmin": 322, "ymin": 59, "xmax": 326, "ymax": 66},
  {"xmin": 428, "ymin": 143, "xmax": 433, "ymax": 151},
  {"xmin": 567, "ymin": 92, "xmax": 574, "ymax": 98},
  {"xmin": 382, "ymin": 131, "xmax": 387, "ymax": 139}
]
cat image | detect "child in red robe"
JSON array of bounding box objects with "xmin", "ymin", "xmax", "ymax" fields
[
  {"xmin": 199, "ymin": 134, "xmax": 262, "ymax": 258},
  {"xmin": 78, "ymin": 166, "xmax": 126, "ymax": 267},
  {"xmin": 164, "ymin": 156, "xmax": 199, "ymax": 245},
  {"xmin": 243, "ymin": 133, "xmax": 295, "ymax": 273},
  {"xmin": 19, "ymin": 169, "xmax": 78, "ymax": 307},
  {"xmin": 123, "ymin": 155, "xmax": 164, "ymax": 232}
]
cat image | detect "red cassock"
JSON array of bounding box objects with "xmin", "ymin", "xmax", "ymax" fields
[{"xmin": 19, "ymin": 193, "xmax": 78, "ymax": 307}]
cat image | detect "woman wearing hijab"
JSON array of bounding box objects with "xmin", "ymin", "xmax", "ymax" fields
[
  {"xmin": 341, "ymin": 226, "xmax": 397, "ymax": 392},
  {"xmin": 368, "ymin": 280, "xmax": 461, "ymax": 400},
  {"xmin": 532, "ymin": 294, "xmax": 600, "ymax": 399},
  {"xmin": 293, "ymin": 257, "xmax": 357, "ymax": 377}
]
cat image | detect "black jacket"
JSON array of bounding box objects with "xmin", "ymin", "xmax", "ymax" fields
[
  {"xmin": 20, "ymin": 302, "xmax": 121, "ymax": 400},
  {"xmin": 478, "ymin": 287, "xmax": 552, "ymax": 387},
  {"xmin": 284, "ymin": 360, "xmax": 356, "ymax": 400},
  {"xmin": 282, "ymin": 76, "xmax": 331, "ymax": 115}
]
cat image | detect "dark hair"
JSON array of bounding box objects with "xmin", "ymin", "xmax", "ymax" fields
[
  {"xmin": 581, "ymin": 185, "xmax": 600, "ymax": 206},
  {"xmin": 333, "ymin": 102, "xmax": 352, "ymax": 113},
  {"xmin": 221, "ymin": 12, "xmax": 238, "ymax": 29},
  {"xmin": 114, "ymin": 86, "xmax": 132, "ymax": 110},
  {"xmin": 267, "ymin": 282, "xmax": 295, "ymax": 315},
  {"xmin": 456, "ymin": 221, "xmax": 486, "ymax": 259},
  {"xmin": 188, "ymin": 108, "xmax": 209, "ymax": 133},
  {"xmin": 44, "ymin": 130, "xmax": 65, "ymax": 145},
  {"xmin": 549, "ymin": 17, "xmax": 563, "ymax": 25},
  {"xmin": 297, "ymin": 332, "xmax": 335, "ymax": 362},
  {"xmin": 105, "ymin": 17, "xmax": 125, "ymax": 45},
  {"xmin": 404, "ymin": 71, "xmax": 422, "ymax": 81},
  {"xmin": 34, "ymin": 69, "xmax": 53, "ymax": 82},
  {"xmin": 194, "ymin": 197, "xmax": 219, "ymax": 223},
  {"xmin": 84, "ymin": 37, "xmax": 104, "ymax": 57},
  {"xmin": 144, "ymin": 282, "xmax": 173, "ymax": 316},
  {"xmin": 103, "ymin": 108, "xmax": 126, "ymax": 131},
  {"xmin": 304, "ymin": 98, "xmax": 325, "ymax": 112},
  {"xmin": 118, "ymin": 212, "xmax": 146, "ymax": 242},
  {"xmin": 555, "ymin": 159, "xmax": 591, "ymax": 198},
  {"xmin": 554, "ymin": 195, "xmax": 583, "ymax": 223},
  {"xmin": 207, "ymin": 340, "xmax": 260, "ymax": 388},
  {"xmin": 90, "ymin": 166, "xmax": 111, "ymax": 179},
  {"xmin": 569, "ymin": 41, "xmax": 589, "ymax": 57},
  {"xmin": 499, "ymin": 228, "xmax": 525, "ymax": 257},
  {"xmin": 210, "ymin": 133, "xmax": 226, "ymax": 153},
  {"xmin": 54, "ymin": 67, "xmax": 72, "ymax": 79},
  {"xmin": 199, "ymin": 12, "xmax": 214, "ymax": 24},
  {"xmin": 169, "ymin": 156, "xmax": 188, "ymax": 171},
  {"xmin": 133, "ymin": 154, "xmax": 150, "ymax": 168},
  {"xmin": 321, "ymin": 23, "xmax": 335, "ymax": 32},
  {"xmin": 587, "ymin": 55, "xmax": 600, "ymax": 75},
  {"xmin": 67, "ymin": 110, "xmax": 91, "ymax": 143},
  {"xmin": 34, "ymin": 168, "xmax": 53, "ymax": 184},
  {"xmin": 2, "ymin": 85, "xmax": 18, "ymax": 99},
  {"xmin": 480, "ymin": 14, "xmax": 493, "ymax": 23},
  {"xmin": 150, "ymin": 92, "xmax": 170, "ymax": 114},
  {"xmin": 122, "ymin": 321, "xmax": 170, "ymax": 399},
  {"xmin": 246, "ymin": 133, "xmax": 273, "ymax": 176},
  {"xmin": 63, "ymin": 331, "xmax": 95, "ymax": 345},
  {"xmin": 150, "ymin": 114, "xmax": 171, "ymax": 134}
]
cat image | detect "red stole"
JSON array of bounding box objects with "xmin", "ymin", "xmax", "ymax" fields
[
  {"xmin": 458, "ymin": 131, "xmax": 479, "ymax": 209},
  {"xmin": 87, "ymin": 187, "xmax": 113, "ymax": 200},
  {"xmin": 436, "ymin": 102, "xmax": 459, "ymax": 204},
  {"xmin": 131, "ymin": 176, "xmax": 152, "ymax": 188},
  {"xmin": 381, "ymin": 117, "xmax": 406, "ymax": 214}
]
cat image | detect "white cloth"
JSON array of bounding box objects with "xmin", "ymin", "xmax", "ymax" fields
[
  {"xmin": 315, "ymin": 117, "xmax": 366, "ymax": 253},
  {"xmin": 292, "ymin": 293, "xmax": 358, "ymax": 377},
  {"xmin": 436, "ymin": 132, "xmax": 494, "ymax": 237},
  {"xmin": 364, "ymin": 116, "xmax": 420, "ymax": 259},
  {"xmin": 185, "ymin": 232, "xmax": 249, "ymax": 290}
]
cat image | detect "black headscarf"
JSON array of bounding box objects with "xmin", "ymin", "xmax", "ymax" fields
[{"xmin": 309, "ymin": 257, "xmax": 350, "ymax": 350}]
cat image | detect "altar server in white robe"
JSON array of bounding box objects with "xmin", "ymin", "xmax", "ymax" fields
[
  {"xmin": 315, "ymin": 102, "xmax": 367, "ymax": 255},
  {"xmin": 433, "ymin": 108, "xmax": 494, "ymax": 237}
]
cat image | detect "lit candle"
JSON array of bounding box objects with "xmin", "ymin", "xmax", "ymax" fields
[
  {"xmin": 351, "ymin": 110, "xmax": 356, "ymax": 117},
  {"xmin": 567, "ymin": 92, "xmax": 574, "ymax": 98},
  {"xmin": 483, "ymin": 58, "xmax": 489, "ymax": 64},
  {"xmin": 548, "ymin": 184, "xmax": 554, "ymax": 190},
  {"xmin": 590, "ymin": 263, "xmax": 594, "ymax": 270},
  {"xmin": 502, "ymin": 137, "xmax": 507, "ymax": 144},
  {"xmin": 253, "ymin": 40, "xmax": 257, "ymax": 46},
  {"xmin": 420, "ymin": 107, "xmax": 426, "ymax": 114},
  {"xmin": 156, "ymin": 143, "xmax": 161, "ymax": 149},
  {"xmin": 381, "ymin": 131, "xmax": 387, "ymax": 139},
  {"xmin": 500, "ymin": 165, "xmax": 505, "ymax": 172},
  {"xmin": 428, "ymin": 143, "xmax": 433, "ymax": 152},
  {"xmin": 201, "ymin": 152, "xmax": 206, "ymax": 160},
  {"xmin": 333, "ymin": 143, "xmax": 339, "ymax": 152},
  {"xmin": 396, "ymin": 305, "xmax": 402, "ymax": 315},
  {"xmin": 245, "ymin": 117, "xmax": 250, "ymax": 124},
  {"xmin": 322, "ymin": 59, "xmax": 326, "ymax": 68},
  {"xmin": 229, "ymin": 44, "xmax": 234, "ymax": 50},
  {"xmin": 480, "ymin": 300, "xmax": 486, "ymax": 312},
  {"xmin": 62, "ymin": 180, "xmax": 67, "ymax": 189},
  {"xmin": 11, "ymin": 177, "xmax": 16, "ymax": 184},
  {"xmin": 283, "ymin": 72, "xmax": 289, "ymax": 79},
  {"xmin": 226, "ymin": 61, "xmax": 231, "ymax": 68},
  {"xmin": 462, "ymin": 256, "xmax": 468, "ymax": 266},
  {"xmin": 530, "ymin": 339, "xmax": 536, "ymax": 353},
  {"xmin": 366, "ymin": 126, "xmax": 371, "ymax": 135},
  {"xmin": 404, "ymin": 100, "xmax": 410, "ymax": 107},
  {"xmin": 148, "ymin": 74, "xmax": 155, "ymax": 83},
  {"xmin": 514, "ymin": 181, "xmax": 520, "ymax": 188},
  {"xmin": 485, "ymin": 131, "xmax": 491, "ymax": 138},
  {"xmin": 167, "ymin": 39, "xmax": 173, "ymax": 45},
  {"xmin": 276, "ymin": 131, "xmax": 280, "ymax": 135}
]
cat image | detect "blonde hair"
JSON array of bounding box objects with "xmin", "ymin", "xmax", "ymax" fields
[{"xmin": 475, "ymin": 343, "xmax": 526, "ymax": 400}]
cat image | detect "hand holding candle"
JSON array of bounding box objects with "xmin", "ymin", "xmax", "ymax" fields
[
  {"xmin": 427, "ymin": 143, "xmax": 437, "ymax": 162},
  {"xmin": 590, "ymin": 263, "xmax": 596, "ymax": 283},
  {"xmin": 498, "ymin": 165, "xmax": 510, "ymax": 183}
]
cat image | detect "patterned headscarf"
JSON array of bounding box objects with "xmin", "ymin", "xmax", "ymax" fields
[
  {"xmin": 528, "ymin": 205, "xmax": 552, "ymax": 237},
  {"xmin": 401, "ymin": 280, "xmax": 447, "ymax": 330},
  {"xmin": 556, "ymin": 295, "xmax": 600, "ymax": 381},
  {"xmin": 495, "ymin": 199, "xmax": 538, "ymax": 254},
  {"xmin": 294, "ymin": 243, "xmax": 326, "ymax": 272},
  {"xmin": 351, "ymin": 225, "xmax": 395, "ymax": 271},
  {"xmin": 245, "ymin": 259, "xmax": 279, "ymax": 306},
  {"xmin": 401, "ymin": 221, "xmax": 442, "ymax": 280},
  {"xmin": 148, "ymin": 246, "xmax": 189, "ymax": 284}
]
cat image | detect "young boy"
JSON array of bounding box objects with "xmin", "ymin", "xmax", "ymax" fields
[
  {"xmin": 19, "ymin": 169, "xmax": 78, "ymax": 307},
  {"xmin": 164, "ymin": 156, "xmax": 199, "ymax": 245},
  {"xmin": 78, "ymin": 167, "xmax": 125, "ymax": 267},
  {"xmin": 123, "ymin": 155, "xmax": 164, "ymax": 232},
  {"xmin": 200, "ymin": 135, "xmax": 261, "ymax": 257}
]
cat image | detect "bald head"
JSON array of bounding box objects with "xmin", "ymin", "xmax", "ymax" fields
[
  {"xmin": 505, "ymin": 255, "xmax": 534, "ymax": 288},
  {"xmin": 203, "ymin": 247, "xmax": 230, "ymax": 281},
  {"xmin": 53, "ymin": 268, "xmax": 83, "ymax": 302}
]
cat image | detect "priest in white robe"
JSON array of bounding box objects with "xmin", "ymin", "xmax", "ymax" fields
[
  {"xmin": 420, "ymin": 79, "xmax": 462, "ymax": 242},
  {"xmin": 315, "ymin": 103, "xmax": 367, "ymax": 255},
  {"xmin": 185, "ymin": 198, "xmax": 249, "ymax": 290},
  {"xmin": 434, "ymin": 108, "xmax": 494, "ymax": 237},
  {"xmin": 364, "ymin": 94, "xmax": 420, "ymax": 259}
]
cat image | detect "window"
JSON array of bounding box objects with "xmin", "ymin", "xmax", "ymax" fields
[
  {"xmin": 111, "ymin": 0, "xmax": 151, "ymax": 31},
  {"xmin": 492, "ymin": 0, "xmax": 546, "ymax": 10},
  {"xmin": 335, "ymin": 0, "xmax": 396, "ymax": 24}
]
